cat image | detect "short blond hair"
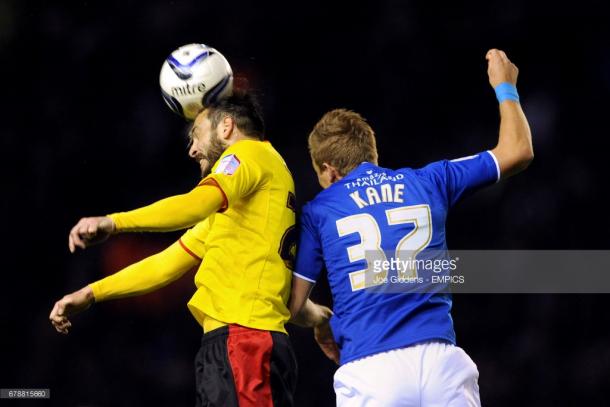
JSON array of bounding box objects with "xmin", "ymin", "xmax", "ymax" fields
[{"xmin": 308, "ymin": 109, "xmax": 378, "ymax": 176}]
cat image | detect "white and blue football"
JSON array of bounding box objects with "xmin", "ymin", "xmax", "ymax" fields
[{"xmin": 159, "ymin": 43, "xmax": 233, "ymax": 120}]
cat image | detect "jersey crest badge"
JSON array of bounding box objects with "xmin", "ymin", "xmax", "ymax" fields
[{"xmin": 215, "ymin": 154, "xmax": 241, "ymax": 175}]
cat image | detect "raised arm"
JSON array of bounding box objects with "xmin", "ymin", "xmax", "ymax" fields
[
  {"xmin": 487, "ymin": 49, "xmax": 534, "ymax": 179},
  {"xmin": 68, "ymin": 182, "xmax": 224, "ymax": 252}
]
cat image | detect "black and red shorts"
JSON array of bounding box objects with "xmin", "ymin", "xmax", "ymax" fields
[{"xmin": 194, "ymin": 324, "xmax": 297, "ymax": 407}]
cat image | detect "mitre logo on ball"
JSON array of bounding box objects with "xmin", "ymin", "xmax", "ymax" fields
[{"xmin": 159, "ymin": 43, "xmax": 233, "ymax": 120}]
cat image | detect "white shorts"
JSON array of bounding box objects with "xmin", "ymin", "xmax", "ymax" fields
[{"xmin": 334, "ymin": 341, "xmax": 481, "ymax": 407}]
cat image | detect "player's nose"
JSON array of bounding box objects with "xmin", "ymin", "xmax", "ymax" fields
[{"xmin": 188, "ymin": 144, "xmax": 199, "ymax": 158}]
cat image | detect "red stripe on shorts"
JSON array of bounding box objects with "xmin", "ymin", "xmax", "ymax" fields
[{"xmin": 227, "ymin": 325, "xmax": 273, "ymax": 407}]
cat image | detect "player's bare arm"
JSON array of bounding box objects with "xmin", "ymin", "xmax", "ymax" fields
[
  {"xmin": 289, "ymin": 300, "xmax": 331, "ymax": 328},
  {"xmin": 288, "ymin": 276, "xmax": 315, "ymax": 320},
  {"xmin": 289, "ymin": 276, "xmax": 340, "ymax": 364},
  {"xmin": 487, "ymin": 48, "xmax": 534, "ymax": 179},
  {"xmin": 68, "ymin": 184, "xmax": 224, "ymax": 252},
  {"xmin": 52, "ymin": 240, "xmax": 200, "ymax": 334}
]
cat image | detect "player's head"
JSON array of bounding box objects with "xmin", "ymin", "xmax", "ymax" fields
[
  {"xmin": 188, "ymin": 92, "xmax": 265, "ymax": 176},
  {"xmin": 308, "ymin": 109, "xmax": 378, "ymax": 188}
]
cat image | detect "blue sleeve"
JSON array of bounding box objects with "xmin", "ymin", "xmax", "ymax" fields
[
  {"xmin": 418, "ymin": 151, "xmax": 500, "ymax": 207},
  {"xmin": 294, "ymin": 203, "xmax": 325, "ymax": 283}
]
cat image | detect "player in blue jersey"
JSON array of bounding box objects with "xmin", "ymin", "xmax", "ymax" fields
[{"xmin": 289, "ymin": 49, "xmax": 533, "ymax": 406}]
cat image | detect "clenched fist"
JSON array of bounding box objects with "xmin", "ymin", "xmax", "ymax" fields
[
  {"xmin": 68, "ymin": 216, "xmax": 116, "ymax": 253},
  {"xmin": 486, "ymin": 48, "xmax": 519, "ymax": 88}
]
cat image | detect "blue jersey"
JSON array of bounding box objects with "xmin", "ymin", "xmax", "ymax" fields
[{"xmin": 294, "ymin": 151, "xmax": 500, "ymax": 365}]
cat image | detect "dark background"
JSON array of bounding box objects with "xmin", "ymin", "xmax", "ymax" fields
[{"xmin": 2, "ymin": 0, "xmax": 610, "ymax": 405}]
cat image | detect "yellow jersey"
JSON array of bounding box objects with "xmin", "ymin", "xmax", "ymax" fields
[{"xmin": 181, "ymin": 139, "xmax": 296, "ymax": 334}]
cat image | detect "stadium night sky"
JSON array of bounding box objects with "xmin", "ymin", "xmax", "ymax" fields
[{"xmin": 1, "ymin": 0, "xmax": 609, "ymax": 405}]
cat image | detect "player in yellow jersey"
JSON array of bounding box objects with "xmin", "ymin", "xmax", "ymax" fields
[{"xmin": 49, "ymin": 93, "xmax": 332, "ymax": 407}]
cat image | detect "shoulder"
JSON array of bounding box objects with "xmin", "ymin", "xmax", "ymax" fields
[
  {"xmin": 414, "ymin": 159, "xmax": 446, "ymax": 175},
  {"xmin": 411, "ymin": 160, "xmax": 449, "ymax": 185},
  {"xmin": 228, "ymin": 140, "xmax": 288, "ymax": 170},
  {"xmin": 413, "ymin": 151, "xmax": 498, "ymax": 179},
  {"xmin": 227, "ymin": 139, "xmax": 270, "ymax": 158},
  {"xmin": 309, "ymin": 184, "xmax": 340, "ymax": 209},
  {"xmin": 301, "ymin": 196, "xmax": 326, "ymax": 222},
  {"xmin": 301, "ymin": 200, "xmax": 318, "ymax": 218},
  {"xmin": 211, "ymin": 140, "xmax": 266, "ymax": 175},
  {"xmin": 299, "ymin": 201, "xmax": 323, "ymax": 237}
]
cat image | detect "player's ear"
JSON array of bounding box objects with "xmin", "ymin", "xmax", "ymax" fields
[
  {"xmin": 220, "ymin": 115, "xmax": 235, "ymax": 140},
  {"xmin": 322, "ymin": 163, "xmax": 341, "ymax": 185},
  {"xmin": 328, "ymin": 166, "xmax": 341, "ymax": 184}
]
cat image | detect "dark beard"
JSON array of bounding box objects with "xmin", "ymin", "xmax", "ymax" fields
[
  {"xmin": 207, "ymin": 132, "xmax": 226, "ymax": 169},
  {"xmin": 199, "ymin": 130, "xmax": 226, "ymax": 177},
  {"xmin": 200, "ymin": 160, "xmax": 212, "ymax": 178}
]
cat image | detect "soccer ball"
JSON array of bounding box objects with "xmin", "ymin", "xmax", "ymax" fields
[{"xmin": 159, "ymin": 43, "xmax": 233, "ymax": 120}]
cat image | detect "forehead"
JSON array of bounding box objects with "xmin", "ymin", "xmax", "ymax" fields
[
  {"xmin": 190, "ymin": 110, "xmax": 211, "ymax": 136},
  {"xmin": 195, "ymin": 109, "xmax": 211, "ymax": 126}
]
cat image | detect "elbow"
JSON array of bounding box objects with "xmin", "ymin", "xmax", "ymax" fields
[
  {"xmin": 516, "ymin": 126, "xmax": 534, "ymax": 169},
  {"xmin": 494, "ymin": 144, "xmax": 534, "ymax": 179},
  {"xmin": 519, "ymin": 144, "xmax": 534, "ymax": 170},
  {"xmin": 508, "ymin": 149, "xmax": 533, "ymax": 176},
  {"xmin": 517, "ymin": 149, "xmax": 534, "ymax": 172},
  {"xmin": 508, "ymin": 149, "xmax": 534, "ymax": 177}
]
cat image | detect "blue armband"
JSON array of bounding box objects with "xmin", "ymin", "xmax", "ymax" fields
[{"xmin": 494, "ymin": 82, "xmax": 520, "ymax": 104}]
